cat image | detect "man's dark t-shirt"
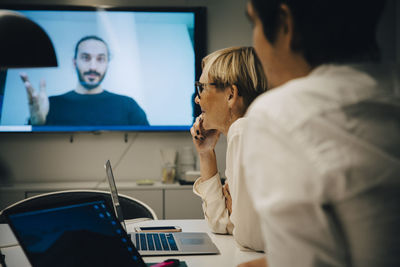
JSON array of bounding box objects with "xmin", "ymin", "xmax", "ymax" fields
[{"xmin": 45, "ymin": 90, "xmax": 149, "ymax": 126}]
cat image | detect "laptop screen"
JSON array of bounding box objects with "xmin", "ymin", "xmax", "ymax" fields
[
  {"xmin": 105, "ymin": 160, "xmax": 126, "ymax": 229},
  {"xmin": 4, "ymin": 199, "xmax": 146, "ymax": 267}
]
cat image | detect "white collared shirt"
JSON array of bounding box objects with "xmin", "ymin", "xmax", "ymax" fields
[
  {"xmin": 193, "ymin": 118, "xmax": 264, "ymax": 251},
  {"xmin": 242, "ymin": 64, "xmax": 400, "ymax": 267}
]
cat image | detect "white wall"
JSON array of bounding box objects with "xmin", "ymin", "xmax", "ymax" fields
[{"xmin": 0, "ymin": 0, "xmax": 398, "ymax": 184}]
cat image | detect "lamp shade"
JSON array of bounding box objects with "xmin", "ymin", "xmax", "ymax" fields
[{"xmin": 0, "ymin": 10, "xmax": 57, "ymax": 69}]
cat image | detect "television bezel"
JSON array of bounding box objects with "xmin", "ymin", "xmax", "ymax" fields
[{"xmin": 0, "ymin": 4, "xmax": 206, "ymax": 133}]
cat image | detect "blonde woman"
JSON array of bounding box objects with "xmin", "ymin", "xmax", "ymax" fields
[{"xmin": 191, "ymin": 46, "xmax": 268, "ymax": 251}]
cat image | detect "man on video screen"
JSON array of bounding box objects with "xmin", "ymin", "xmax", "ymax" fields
[{"xmin": 20, "ymin": 35, "xmax": 149, "ymax": 126}]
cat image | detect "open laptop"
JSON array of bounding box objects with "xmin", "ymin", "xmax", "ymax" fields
[
  {"xmin": 105, "ymin": 160, "xmax": 220, "ymax": 256},
  {"xmin": 3, "ymin": 197, "xmax": 147, "ymax": 267}
]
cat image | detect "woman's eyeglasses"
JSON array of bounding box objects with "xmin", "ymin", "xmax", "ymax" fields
[{"xmin": 195, "ymin": 81, "xmax": 217, "ymax": 99}]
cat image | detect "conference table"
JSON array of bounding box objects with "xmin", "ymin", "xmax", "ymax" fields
[{"xmin": 0, "ymin": 219, "xmax": 265, "ymax": 266}]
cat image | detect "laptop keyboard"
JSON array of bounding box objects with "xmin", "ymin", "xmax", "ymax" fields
[{"xmin": 133, "ymin": 233, "xmax": 178, "ymax": 251}]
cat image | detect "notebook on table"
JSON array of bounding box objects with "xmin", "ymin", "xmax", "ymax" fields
[{"xmin": 105, "ymin": 160, "xmax": 220, "ymax": 256}]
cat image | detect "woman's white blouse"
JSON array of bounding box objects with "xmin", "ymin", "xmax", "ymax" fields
[{"xmin": 193, "ymin": 118, "xmax": 264, "ymax": 251}]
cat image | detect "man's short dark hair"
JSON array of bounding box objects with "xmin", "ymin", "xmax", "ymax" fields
[
  {"xmin": 74, "ymin": 35, "xmax": 110, "ymax": 60},
  {"xmin": 250, "ymin": 0, "xmax": 386, "ymax": 67}
]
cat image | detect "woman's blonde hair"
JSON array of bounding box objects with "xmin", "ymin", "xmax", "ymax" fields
[{"xmin": 202, "ymin": 46, "xmax": 268, "ymax": 111}]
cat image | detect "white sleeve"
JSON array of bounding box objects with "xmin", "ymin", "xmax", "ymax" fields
[
  {"xmin": 242, "ymin": 108, "xmax": 344, "ymax": 267},
  {"xmin": 225, "ymin": 126, "xmax": 265, "ymax": 251},
  {"xmin": 193, "ymin": 173, "xmax": 233, "ymax": 234}
]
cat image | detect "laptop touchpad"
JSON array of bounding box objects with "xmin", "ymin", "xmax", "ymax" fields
[{"xmin": 180, "ymin": 238, "xmax": 205, "ymax": 245}]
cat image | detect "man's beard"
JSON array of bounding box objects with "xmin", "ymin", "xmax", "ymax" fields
[{"xmin": 76, "ymin": 68, "xmax": 106, "ymax": 90}]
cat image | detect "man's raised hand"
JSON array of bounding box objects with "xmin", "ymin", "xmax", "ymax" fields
[{"xmin": 20, "ymin": 72, "xmax": 49, "ymax": 125}]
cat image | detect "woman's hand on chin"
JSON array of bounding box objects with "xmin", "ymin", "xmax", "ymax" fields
[{"xmin": 190, "ymin": 114, "xmax": 220, "ymax": 154}]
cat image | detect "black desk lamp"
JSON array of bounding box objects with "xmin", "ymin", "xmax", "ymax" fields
[{"xmin": 0, "ymin": 10, "xmax": 57, "ymax": 69}]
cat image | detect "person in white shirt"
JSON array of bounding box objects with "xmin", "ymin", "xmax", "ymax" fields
[
  {"xmin": 191, "ymin": 46, "xmax": 268, "ymax": 251},
  {"xmin": 240, "ymin": 0, "xmax": 400, "ymax": 267}
]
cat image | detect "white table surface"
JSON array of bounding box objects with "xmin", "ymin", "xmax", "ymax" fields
[{"xmin": 0, "ymin": 219, "xmax": 265, "ymax": 267}]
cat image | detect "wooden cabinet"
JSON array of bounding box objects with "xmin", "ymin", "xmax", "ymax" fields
[
  {"xmin": 119, "ymin": 189, "xmax": 163, "ymax": 219},
  {"xmin": 165, "ymin": 189, "xmax": 203, "ymax": 219}
]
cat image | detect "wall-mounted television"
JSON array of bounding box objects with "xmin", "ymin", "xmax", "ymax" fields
[{"xmin": 0, "ymin": 5, "xmax": 206, "ymax": 132}]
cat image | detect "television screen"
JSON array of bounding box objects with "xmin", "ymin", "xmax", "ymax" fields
[{"xmin": 0, "ymin": 6, "xmax": 205, "ymax": 132}]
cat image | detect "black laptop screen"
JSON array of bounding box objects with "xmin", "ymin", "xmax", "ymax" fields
[{"xmin": 6, "ymin": 199, "xmax": 146, "ymax": 267}]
